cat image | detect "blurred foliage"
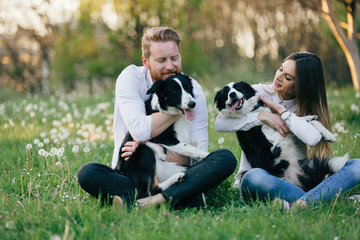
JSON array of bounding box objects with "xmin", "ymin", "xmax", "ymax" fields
[{"xmin": 0, "ymin": 0, "xmax": 357, "ymax": 93}]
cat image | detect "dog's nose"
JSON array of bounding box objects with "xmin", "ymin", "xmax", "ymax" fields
[
  {"xmin": 229, "ymin": 92, "xmax": 236, "ymax": 99},
  {"xmin": 188, "ymin": 101, "xmax": 196, "ymax": 109}
]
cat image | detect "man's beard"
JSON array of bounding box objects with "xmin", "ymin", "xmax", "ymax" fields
[{"xmin": 148, "ymin": 65, "xmax": 181, "ymax": 82}]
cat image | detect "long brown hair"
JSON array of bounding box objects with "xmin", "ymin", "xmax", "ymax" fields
[{"xmin": 285, "ymin": 52, "xmax": 332, "ymax": 159}]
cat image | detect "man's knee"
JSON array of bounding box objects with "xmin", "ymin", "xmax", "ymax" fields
[{"xmin": 211, "ymin": 149, "xmax": 237, "ymax": 174}]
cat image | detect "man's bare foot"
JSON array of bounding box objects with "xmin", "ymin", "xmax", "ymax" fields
[{"xmin": 136, "ymin": 193, "xmax": 165, "ymax": 208}]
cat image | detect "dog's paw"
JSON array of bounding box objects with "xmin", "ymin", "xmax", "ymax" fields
[
  {"xmin": 194, "ymin": 152, "xmax": 209, "ymax": 162},
  {"xmin": 175, "ymin": 172, "xmax": 185, "ymax": 183},
  {"xmin": 323, "ymin": 132, "xmax": 336, "ymax": 143},
  {"xmin": 303, "ymin": 115, "xmax": 319, "ymax": 121}
]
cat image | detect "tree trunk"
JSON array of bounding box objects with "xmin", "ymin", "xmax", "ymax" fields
[{"xmin": 321, "ymin": 0, "xmax": 360, "ymax": 90}]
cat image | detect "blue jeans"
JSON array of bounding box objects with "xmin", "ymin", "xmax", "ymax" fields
[{"xmin": 240, "ymin": 159, "xmax": 360, "ymax": 204}]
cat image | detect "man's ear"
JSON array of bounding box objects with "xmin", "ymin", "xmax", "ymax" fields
[{"xmin": 142, "ymin": 56, "xmax": 149, "ymax": 69}]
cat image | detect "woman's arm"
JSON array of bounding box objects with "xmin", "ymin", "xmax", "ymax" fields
[{"xmin": 259, "ymin": 96, "xmax": 322, "ymax": 146}]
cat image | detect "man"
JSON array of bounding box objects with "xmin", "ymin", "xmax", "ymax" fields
[{"xmin": 78, "ymin": 27, "xmax": 236, "ymax": 208}]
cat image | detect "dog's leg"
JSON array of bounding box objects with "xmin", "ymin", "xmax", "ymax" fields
[
  {"xmin": 158, "ymin": 172, "xmax": 185, "ymax": 190},
  {"xmin": 308, "ymin": 120, "xmax": 336, "ymax": 142},
  {"xmin": 145, "ymin": 142, "xmax": 167, "ymax": 161},
  {"xmin": 165, "ymin": 143, "xmax": 209, "ymax": 161}
]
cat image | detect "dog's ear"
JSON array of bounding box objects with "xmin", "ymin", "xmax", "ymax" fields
[
  {"xmin": 214, "ymin": 88, "xmax": 227, "ymax": 111},
  {"xmin": 239, "ymin": 81, "xmax": 256, "ymax": 99},
  {"xmin": 147, "ymin": 79, "xmax": 165, "ymax": 95},
  {"xmin": 178, "ymin": 73, "xmax": 194, "ymax": 97}
]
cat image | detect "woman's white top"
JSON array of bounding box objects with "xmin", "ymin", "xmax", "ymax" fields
[
  {"xmin": 111, "ymin": 65, "xmax": 209, "ymax": 169},
  {"xmin": 214, "ymin": 84, "xmax": 322, "ymax": 189}
]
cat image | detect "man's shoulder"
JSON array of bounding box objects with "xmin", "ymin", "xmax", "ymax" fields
[
  {"xmin": 116, "ymin": 65, "xmax": 147, "ymax": 83},
  {"xmin": 121, "ymin": 64, "xmax": 146, "ymax": 76}
]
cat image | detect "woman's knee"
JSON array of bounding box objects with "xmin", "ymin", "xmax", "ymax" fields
[
  {"xmin": 241, "ymin": 168, "xmax": 268, "ymax": 189},
  {"xmin": 346, "ymin": 159, "xmax": 360, "ymax": 182}
]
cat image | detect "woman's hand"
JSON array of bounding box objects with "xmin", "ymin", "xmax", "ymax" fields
[
  {"xmin": 121, "ymin": 140, "xmax": 139, "ymax": 161},
  {"xmin": 257, "ymin": 111, "xmax": 289, "ymax": 137},
  {"xmin": 258, "ymin": 96, "xmax": 289, "ymax": 137},
  {"xmin": 259, "ymin": 95, "xmax": 286, "ymax": 114}
]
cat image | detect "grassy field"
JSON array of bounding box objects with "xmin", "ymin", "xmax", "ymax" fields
[{"xmin": 1, "ymin": 80, "xmax": 360, "ymax": 239}]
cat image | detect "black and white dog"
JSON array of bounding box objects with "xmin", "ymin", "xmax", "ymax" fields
[
  {"xmin": 214, "ymin": 81, "xmax": 348, "ymax": 191},
  {"xmin": 115, "ymin": 73, "xmax": 208, "ymax": 198}
]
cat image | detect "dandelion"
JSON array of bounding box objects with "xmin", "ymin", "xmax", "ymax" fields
[
  {"xmin": 44, "ymin": 138, "xmax": 49, "ymax": 144},
  {"xmin": 350, "ymin": 104, "xmax": 359, "ymax": 113},
  {"xmin": 83, "ymin": 147, "xmax": 90, "ymax": 153},
  {"xmin": 40, "ymin": 132, "xmax": 46, "ymax": 138},
  {"xmin": 38, "ymin": 142, "xmax": 44, "ymax": 148},
  {"xmin": 43, "ymin": 151, "xmax": 49, "ymax": 157},
  {"xmin": 72, "ymin": 145, "xmax": 79, "ymax": 153},
  {"xmin": 26, "ymin": 144, "xmax": 33, "ymax": 150},
  {"xmin": 50, "ymin": 128, "xmax": 57, "ymax": 135},
  {"xmin": 38, "ymin": 149, "xmax": 45, "ymax": 156},
  {"xmin": 218, "ymin": 137, "xmax": 224, "ymax": 145},
  {"xmin": 58, "ymin": 147, "xmax": 65, "ymax": 153},
  {"xmin": 34, "ymin": 139, "xmax": 40, "ymax": 145},
  {"xmin": 30, "ymin": 111, "xmax": 35, "ymax": 118}
]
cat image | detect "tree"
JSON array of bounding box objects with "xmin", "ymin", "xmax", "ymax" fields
[{"xmin": 300, "ymin": 0, "xmax": 360, "ymax": 90}]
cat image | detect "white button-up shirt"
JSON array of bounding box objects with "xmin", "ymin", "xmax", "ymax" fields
[{"xmin": 111, "ymin": 65, "xmax": 209, "ymax": 169}]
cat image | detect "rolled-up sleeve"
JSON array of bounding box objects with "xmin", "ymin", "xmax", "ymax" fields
[{"xmin": 282, "ymin": 112, "xmax": 322, "ymax": 146}]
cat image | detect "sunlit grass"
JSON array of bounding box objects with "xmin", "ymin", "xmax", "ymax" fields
[{"xmin": 0, "ymin": 82, "xmax": 359, "ymax": 239}]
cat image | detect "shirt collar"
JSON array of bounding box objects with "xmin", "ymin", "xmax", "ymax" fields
[{"xmin": 275, "ymin": 92, "xmax": 296, "ymax": 109}]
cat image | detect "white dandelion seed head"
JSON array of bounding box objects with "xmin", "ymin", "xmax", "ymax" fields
[
  {"xmin": 44, "ymin": 138, "xmax": 49, "ymax": 144},
  {"xmin": 51, "ymin": 148, "xmax": 57, "ymax": 154},
  {"xmin": 34, "ymin": 139, "xmax": 40, "ymax": 144},
  {"xmin": 38, "ymin": 142, "xmax": 44, "ymax": 148},
  {"xmin": 26, "ymin": 144, "xmax": 33, "ymax": 149},
  {"xmin": 58, "ymin": 147, "xmax": 65, "ymax": 153},
  {"xmin": 43, "ymin": 151, "xmax": 49, "ymax": 157},
  {"xmin": 50, "ymin": 128, "xmax": 58, "ymax": 135},
  {"xmin": 38, "ymin": 149, "xmax": 45, "ymax": 156},
  {"xmin": 218, "ymin": 137, "xmax": 224, "ymax": 144},
  {"xmin": 72, "ymin": 145, "xmax": 79, "ymax": 153},
  {"xmin": 350, "ymin": 104, "xmax": 359, "ymax": 113},
  {"xmin": 83, "ymin": 147, "xmax": 90, "ymax": 153},
  {"xmin": 40, "ymin": 132, "xmax": 46, "ymax": 138}
]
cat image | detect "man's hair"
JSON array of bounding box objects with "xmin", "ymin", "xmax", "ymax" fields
[{"xmin": 141, "ymin": 27, "xmax": 181, "ymax": 59}]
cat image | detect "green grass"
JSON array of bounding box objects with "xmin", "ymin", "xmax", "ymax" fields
[{"xmin": 1, "ymin": 78, "xmax": 360, "ymax": 239}]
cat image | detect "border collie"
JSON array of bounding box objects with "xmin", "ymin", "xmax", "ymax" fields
[
  {"xmin": 115, "ymin": 73, "xmax": 209, "ymax": 198},
  {"xmin": 214, "ymin": 81, "xmax": 348, "ymax": 191}
]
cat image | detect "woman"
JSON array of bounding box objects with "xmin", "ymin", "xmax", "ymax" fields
[{"xmin": 215, "ymin": 52, "xmax": 360, "ymax": 210}]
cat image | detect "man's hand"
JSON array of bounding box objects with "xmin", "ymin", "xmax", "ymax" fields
[{"xmin": 121, "ymin": 140, "xmax": 139, "ymax": 161}]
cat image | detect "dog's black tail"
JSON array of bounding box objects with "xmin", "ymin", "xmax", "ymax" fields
[
  {"xmin": 297, "ymin": 157, "xmax": 332, "ymax": 192},
  {"xmin": 298, "ymin": 153, "xmax": 349, "ymax": 192},
  {"xmin": 114, "ymin": 132, "xmax": 134, "ymax": 173}
]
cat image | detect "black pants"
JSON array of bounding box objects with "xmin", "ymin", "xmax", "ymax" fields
[{"xmin": 77, "ymin": 149, "xmax": 237, "ymax": 208}]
